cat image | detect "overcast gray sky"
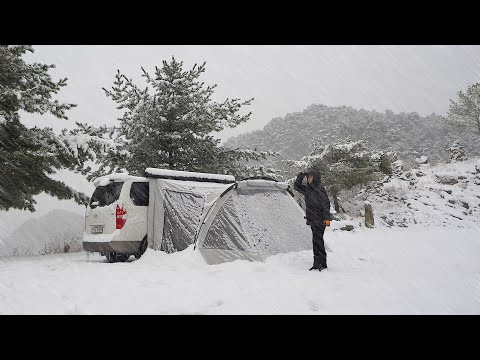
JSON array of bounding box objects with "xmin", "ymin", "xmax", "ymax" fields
[{"xmin": 22, "ymin": 45, "xmax": 480, "ymax": 142}]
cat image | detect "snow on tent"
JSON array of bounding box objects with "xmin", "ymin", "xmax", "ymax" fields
[{"xmin": 145, "ymin": 168, "xmax": 313, "ymax": 265}]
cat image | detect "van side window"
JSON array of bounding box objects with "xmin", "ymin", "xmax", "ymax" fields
[{"xmin": 130, "ymin": 182, "xmax": 149, "ymax": 206}]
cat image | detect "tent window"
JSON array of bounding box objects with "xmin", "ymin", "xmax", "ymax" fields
[
  {"xmin": 203, "ymin": 197, "xmax": 251, "ymax": 251},
  {"xmin": 161, "ymin": 190, "xmax": 204, "ymax": 253}
]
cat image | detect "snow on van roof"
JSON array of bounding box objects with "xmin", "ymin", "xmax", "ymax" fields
[
  {"xmin": 145, "ymin": 168, "xmax": 235, "ymax": 183},
  {"xmin": 93, "ymin": 173, "xmax": 147, "ymax": 187}
]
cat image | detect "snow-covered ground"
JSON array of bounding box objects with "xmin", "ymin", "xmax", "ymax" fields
[
  {"xmin": 1, "ymin": 158, "xmax": 479, "ymax": 314},
  {"xmin": 342, "ymin": 157, "xmax": 480, "ymax": 229},
  {"xmin": 1, "ymin": 225, "xmax": 479, "ymax": 314}
]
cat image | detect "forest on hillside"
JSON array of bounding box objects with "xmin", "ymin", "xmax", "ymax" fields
[{"xmin": 224, "ymin": 104, "xmax": 480, "ymax": 171}]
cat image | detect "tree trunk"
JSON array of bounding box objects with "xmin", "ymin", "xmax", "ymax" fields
[
  {"xmin": 331, "ymin": 187, "xmax": 340, "ymax": 213},
  {"xmin": 168, "ymin": 150, "xmax": 174, "ymax": 169}
]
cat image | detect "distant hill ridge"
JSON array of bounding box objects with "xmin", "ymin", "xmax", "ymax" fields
[
  {"xmin": 225, "ymin": 104, "xmax": 480, "ymax": 168},
  {"xmin": 0, "ymin": 209, "xmax": 84, "ymax": 256}
]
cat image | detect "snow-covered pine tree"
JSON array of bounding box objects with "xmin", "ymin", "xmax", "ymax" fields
[
  {"xmin": 376, "ymin": 150, "xmax": 398, "ymax": 175},
  {"xmin": 81, "ymin": 57, "xmax": 275, "ymax": 179},
  {"xmin": 59, "ymin": 122, "xmax": 129, "ymax": 180},
  {"xmin": 311, "ymin": 138, "xmax": 378, "ymax": 212},
  {"xmin": 283, "ymin": 137, "xmax": 393, "ymax": 212},
  {"xmin": 236, "ymin": 164, "xmax": 283, "ymax": 181},
  {"xmin": 0, "ymin": 45, "xmax": 90, "ymax": 212},
  {"xmin": 443, "ymin": 83, "xmax": 480, "ymax": 135},
  {"xmin": 447, "ymin": 140, "xmax": 467, "ymax": 162}
]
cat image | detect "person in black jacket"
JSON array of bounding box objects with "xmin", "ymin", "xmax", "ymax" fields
[{"xmin": 294, "ymin": 168, "xmax": 332, "ymax": 271}]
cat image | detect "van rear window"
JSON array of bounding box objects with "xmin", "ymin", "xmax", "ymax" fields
[
  {"xmin": 90, "ymin": 182, "xmax": 123, "ymax": 207},
  {"xmin": 130, "ymin": 182, "xmax": 149, "ymax": 206}
]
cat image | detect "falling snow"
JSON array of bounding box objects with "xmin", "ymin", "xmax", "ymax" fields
[{"xmin": 2, "ymin": 45, "xmax": 480, "ymax": 314}]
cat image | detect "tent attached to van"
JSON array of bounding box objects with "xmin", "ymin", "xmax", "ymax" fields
[{"xmin": 145, "ymin": 168, "xmax": 313, "ymax": 265}]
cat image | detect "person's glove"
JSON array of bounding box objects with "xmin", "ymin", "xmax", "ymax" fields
[{"xmin": 325, "ymin": 220, "xmax": 331, "ymax": 226}]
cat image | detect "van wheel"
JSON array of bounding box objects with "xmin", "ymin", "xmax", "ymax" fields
[
  {"xmin": 116, "ymin": 253, "xmax": 130, "ymax": 262},
  {"xmin": 106, "ymin": 252, "xmax": 115, "ymax": 263},
  {"xmin": 134, "ymin": 237, "xmax": 148, "ymax": 259},
  {"xmin": 106, "ymin": 252, "xmax": 130, "ymax": 263}
]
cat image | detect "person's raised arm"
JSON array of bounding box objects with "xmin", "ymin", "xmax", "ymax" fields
[{"xmin": 294, "ymin": 172, "xmax": 307, "ymax": 195}]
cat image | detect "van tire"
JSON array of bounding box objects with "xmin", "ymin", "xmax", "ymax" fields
[
  {"xmin": 134, "ymin": 237, "xmax": 148, "ymax": 259},
  {"xmin": 106, "ymin": 252, "xmax": 115, "ymax": 263},
  {"xmin": 116, "ymin": 253, "xmax": 130, "ymax": 262},
  {"xmin": 106, "ymin": 252, "xmax": 130, "ymax": 263}
]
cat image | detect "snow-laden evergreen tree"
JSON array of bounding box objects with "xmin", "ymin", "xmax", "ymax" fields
[
  {"xmin": 283, "ymin": 137, "xmax": 394, "ymax": 212},
  {"xmin": 443, "ymin": 83, "xmax": 480, "ymax": 135},
  {"xmin": 79, "ymin": 57, "xmax": 276, "ymax": 180},
  {"xmin": 237, "ymin": 164, "xmax": 283, "ymax": 181},
  {"xmin": 0, "ymin": 45, "xmax": 90, "ymax": 212},
  {"xmin": 447, "ymin": 140, "xmax": 467, "ymax": 162}
]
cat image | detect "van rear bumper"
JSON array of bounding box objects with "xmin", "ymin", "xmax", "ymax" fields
[{"xmin": 83, "ymin": 241, "xmax": 142, "ymax": 254}]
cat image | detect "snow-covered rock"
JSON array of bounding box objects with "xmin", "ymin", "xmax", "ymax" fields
[
  {"xmin": 415, "ymin": 156, "xmax": 429, "ymax": 164},
  {"xmin": 337, "ymin": 157, "xmax": 480, "ymax": 229}
]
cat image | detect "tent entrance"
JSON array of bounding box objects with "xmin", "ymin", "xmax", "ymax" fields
[{"xmin": 160, "ymin": 189, "xmax": 205, "ymax": 253}]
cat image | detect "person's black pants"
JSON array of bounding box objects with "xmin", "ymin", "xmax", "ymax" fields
[{"xmin": 311, "ymin": 223, "xmax": 327, "ymax": 268}]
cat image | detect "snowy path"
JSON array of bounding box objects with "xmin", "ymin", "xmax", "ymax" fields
[{"xmin": 1, "ymin": 227, "xmax": 480, "ymax": 314}]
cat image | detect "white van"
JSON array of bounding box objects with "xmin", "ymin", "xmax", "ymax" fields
[{"xmin": 82, "ymin": 174, "xmax": 149, "ymax": 262}]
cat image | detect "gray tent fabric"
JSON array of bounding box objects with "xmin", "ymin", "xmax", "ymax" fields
[
  {"xmin": 203, "ymin": 196, "xmax": 252, "ymax": 252},
  {"xmin": 161, "ymin": 189, "xmax": 204, "ymax": 253},
  {"xmin": 200, "ymin": 195, "xmax": 264, "ymax": 264},
  {"xmin": 197, "ymin": 188, "xmax": 312, "ymax": 264},
  {"xmin": 234, "ymin": 188, "xmax": 312, "ymax": 255},
  {"xmin": 148, "ymin": 178, "xmax": 230, "ymax": 251},
  {"xmin": 146, "ymin": 170, "xmax": 315, "ymax": 265}
]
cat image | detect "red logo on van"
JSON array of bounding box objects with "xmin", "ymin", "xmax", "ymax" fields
[{"xmin": 116, "ymin": 204, "xmax": 127, "ymax": 229}]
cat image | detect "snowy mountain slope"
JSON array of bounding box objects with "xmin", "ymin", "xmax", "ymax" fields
[
  {"xmin": 0, "ymin": 168, "xmax": 94, "ymax": 249},
  {"xmin": 225, "ymin": 105, "xmax": 480, "ymax": 170},
  {"xmin": 0, "ymin": 209, "xmax": 85, "ymax": 256},
  {"xmin": 0, "ymin": 226, "xmax": 478, "ymax": 314},
  {"xmin": 339, "ymin": 158, "xmax": 480, "ymax": 230}
]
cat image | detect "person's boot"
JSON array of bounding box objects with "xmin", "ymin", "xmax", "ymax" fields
[
  {"xmin": 318, "ymin": 265, "xmax": 328, "ymax": 271},
  {"xmin": 310, "ymin": 265, "xmax": 328, "ymax": 271}
]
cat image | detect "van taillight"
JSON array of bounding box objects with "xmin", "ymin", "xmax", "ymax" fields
[{"xmin": 116, "ymin": 203, "xmax": 127, "ymax": 229}]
